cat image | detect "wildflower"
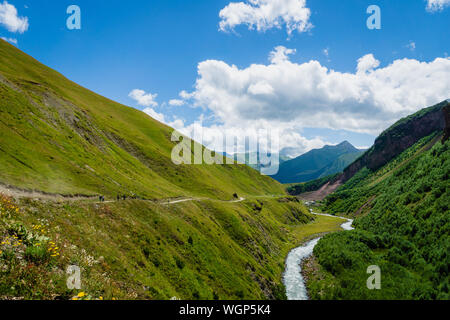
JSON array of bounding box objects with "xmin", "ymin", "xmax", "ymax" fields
[{"xmin": 77, "ymin": 292, "xmax": 86, "ymax": 298}]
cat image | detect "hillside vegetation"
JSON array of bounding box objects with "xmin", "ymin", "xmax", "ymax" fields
[
  {"xmin": 0, "ymin": 193, "xmax": 353, "ymax": 300},
  {"xmin": 0, "ymin": 39, "xmax": 283, "ymax": 200},
  {"xmin": 0, "ymin": 39, "xmax": 352, "ymax": 300},
  {"xmin": 306, "ymin": 134, "xmax": 449, "ymax": 299}
]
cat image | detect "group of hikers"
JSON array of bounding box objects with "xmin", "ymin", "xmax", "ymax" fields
[
  {"xmin": 98, "ymin": 194, "xmax": 133, "ymax": 202},
  {"xmin": 98, "ymin": 193, "xmax": 238, "ymax": 203}
]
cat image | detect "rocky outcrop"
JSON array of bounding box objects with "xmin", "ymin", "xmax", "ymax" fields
[
  {"xmin": 341, "ymin": 100, "xmax": 449, "ymax": 182},
  {"xmin": 443, "ymin": 102, "xmax": 450, "ymax": 142}
]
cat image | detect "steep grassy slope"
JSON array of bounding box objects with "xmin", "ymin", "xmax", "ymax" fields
[
  {"xmin": 272, "ymin": 141, "xmax": 364, "ymax": 184},
  {"xmin": 305, "ymin": 134, "xmax": 449, "ymax": 299},
  {"xmin": 0, "ymin": 39, "xmax": 283, "ymax": 199}
]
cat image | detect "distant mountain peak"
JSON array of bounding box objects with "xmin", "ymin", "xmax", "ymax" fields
[
  {"xmin": 337, "ymin": 140, "xmax": 359, "ymax": 151},
  {"xmin": 271, "ymin": 140, "xmax": 365, "ymax": 184},
  {"xmin": 338, "ymin": 140, "xmax": 352, "ymax": 147}
]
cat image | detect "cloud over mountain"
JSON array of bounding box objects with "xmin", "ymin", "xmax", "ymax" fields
[
  {"xmin": 182, "ymin": 47, "xmax": 449, "ymax": 136},
  {"xmin": 129, "ymin": 89, "xmax": 158, "ymax": 107}
]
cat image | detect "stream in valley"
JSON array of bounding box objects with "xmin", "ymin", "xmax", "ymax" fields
[{"xmin": 283, "ymin": 212, "xmax": 354, "ymax": 300}]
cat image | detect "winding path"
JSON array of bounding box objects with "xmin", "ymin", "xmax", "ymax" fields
[
  {"xmin": 283, "ymin": 211, "xmax": 354, "ymax": 300},
  {"xmin": 0, "ymin": 183, "xmax": 249, "ymax": 206}
]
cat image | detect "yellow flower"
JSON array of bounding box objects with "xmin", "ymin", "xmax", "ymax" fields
[
  {"xmin": 77, "ymin": 292, "xmax": 86, "ymax": 298},
  {"xmin": 99, "ymin": 296, "xmax": 103, "ymax": 300},
  {"xmin": 72, "ymin": 297, "xmax": 78, "ymax": 301}
]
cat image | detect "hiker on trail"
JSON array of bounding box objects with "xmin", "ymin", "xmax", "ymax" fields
[
  {"xmin": 122, "ymin": 195, "xmax": 126, "ymax": 201},
  {"xmin": 117, "ymin": 195, "xmax": 120, "ymax": 201},
  {"xmin": 233, "ymin": 193, "xmax": 239, "ymax": 199}
]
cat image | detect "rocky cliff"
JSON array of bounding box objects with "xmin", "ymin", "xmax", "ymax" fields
[
  {"xmin": 340, "ymin": 100, "xmax": 449, "ymax": 182},
  {"xmin": 443, "ymin": 102, "xmax": 450, "ymax": 142}
]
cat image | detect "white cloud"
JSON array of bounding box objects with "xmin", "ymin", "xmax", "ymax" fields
[
  {"xmin": 248, "ymin": 81, "xmax": 274, "ymax": 95},
  {"xmin": 1, "ymin": 36, "xmax": 16, "ymax": 44},
  {"xmin": 356, "ymin": 54, "xmax": 380, "ymax": 74},
  {"xmin": 180, "ymin": 90, "xmax": 194, "ymax": 100},
  {"xmin": 219, "ymin": 0, "xmax": 312, "ymax": 36},
  {"xmin": 169, "ymin": 99, "xmax": 185, "ymax": 106},
  {"xmin": 323, "ymin": 48, "xmax": 329, "ymax": 57},
  {"xmin": 173, "ymin": 118, "xmax": 327, "ymax": 157},
  {"xmin": 426, "ymin": 0, "xmax": 450, "ymax": 11},
  {"xmin": 0, "ymin": 1, "xmax": 28, "ymax": 33},
  {"xmin": 143, "ymin": 107, "xmax": 186, "ymax": 131},
  {"xmin": 129, "ymin": 89, "xmax": 158, "ymax": 107},
  {"xmin": 181, "ymin": 47, "xmax": 450, "ymax": 138},
  {"xmin": 143, "ymin": 107, "xmax": 165, "ymax": 123},
  {"xmin": 269, "ymin": 45, "xmax": 296, "ymax": 64}
]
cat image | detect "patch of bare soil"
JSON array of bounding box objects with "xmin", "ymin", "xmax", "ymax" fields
[
  {"xmin": 354, "ymin": 195, "xmax": 376, "ymax": 217},
  {"xmin": 0, "ymin": 182, "xmax": 96, "ymax": 201},
  {"xmin": 298, "ymin": 180, "xmax": 343, "ymax": 201}
]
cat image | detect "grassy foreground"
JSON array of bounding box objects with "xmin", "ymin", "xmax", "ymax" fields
[{"xmin": 0, "ymin": 194, "xmax": 345, "ymax": 300}]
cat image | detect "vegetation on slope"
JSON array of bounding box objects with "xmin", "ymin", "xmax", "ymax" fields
[
  {"xmin": 340, "ymin": 101, "xmax": 447, "ymax": 183},
  {"xmin": 0, "ymin": 194, "xmax": 349, "ymax": 300},
  {"xmin": 306, "ymin": 135, "xmax": 449, "ymax": 300},
  {"xmin": 0, "ymin": 39, "xmax": 283, "ymax": 199},
  {"xmin": 0, "ymin": 39, "xmax": 317, "ymax": 301}
]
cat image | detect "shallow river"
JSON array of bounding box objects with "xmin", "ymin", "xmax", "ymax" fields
[{"xmin": 283, "ymin": 213, "xmax": 354, "ymax": 300}]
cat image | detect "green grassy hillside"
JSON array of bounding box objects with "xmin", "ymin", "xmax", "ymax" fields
[
  {"xmin": 305, "ymin": 134, "xmax": 449, "ymax": 299},
  {"xmin": 0, "ymin": 39, "xmax": 283, "ymax": 199},
  {"xmin": 0, "ymin": 39, "xmax": 352, "ymax": 300}
]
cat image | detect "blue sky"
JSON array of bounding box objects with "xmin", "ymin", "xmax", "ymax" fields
[{"xmin": 1, "ymin": 0, "xmax": 449, "ymax": 155}]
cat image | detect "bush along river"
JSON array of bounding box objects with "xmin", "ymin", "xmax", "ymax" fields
[{"xmin": 283, "ymin": 212, "xmax": 354, "ymax": 300}]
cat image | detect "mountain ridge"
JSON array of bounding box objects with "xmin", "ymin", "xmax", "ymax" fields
[
  {"xmin": 340, "ymin": 100, "xmax": 448, "ymax": 183},
  {"xmin": 288, "ymin": 101, "xmax": 449, "ymax": 199},
  {"xmin": 271, "ymin": 141, "xmax": 365, "ymax": 184}
]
